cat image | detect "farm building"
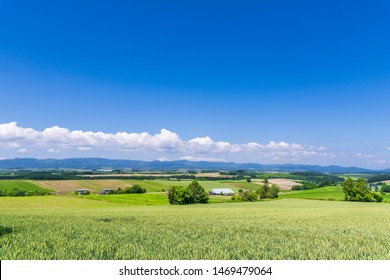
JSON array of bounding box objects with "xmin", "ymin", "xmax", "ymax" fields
[
  {"xmin": 209, "ymin": 188, "xmax": 234, "ymax": 196},
  {"xmin": 74, "ymin": 189, "xmax": 90, "ymax": 195},
  {"xmin": 99, "ymin": 189, "xmax": 116, "ymax": 195}
]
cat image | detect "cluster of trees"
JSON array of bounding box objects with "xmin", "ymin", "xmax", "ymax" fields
[
  {"xmin": 0, "ymin": 189, "xmax": 49, "ymax": 197},
  {"xmin": 342, "ymin": 178, "xmax": 383, "ymax": 202},
  {"xmin": 381, "ymin": 184, "xmax": 390, "ymax": 193},
  {"xmin": 257, "ymin": 178, "xmax": 280, "ymax": 199},
  {"xmin": 232, "ymin": 178, "xmax": 280, "ymax": 201},
  {"xmin": 116, "ymin": 185, "xmax": 146, "ymax": 194},
  {"xmin": 167, "ymin": 181, "xmax": 209, "ymax": 205}
]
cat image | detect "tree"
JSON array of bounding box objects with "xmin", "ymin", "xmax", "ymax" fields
[
  {"xmin": 268, "ymin": 184, "xmax": 280, "ymax": 198},
  {"xmin": 256, "ymin": 182, "xmax": 280, "ymax": 199},
  {"xmin": 257, "ymin": 185, "xmax": 267, "ymax": 199},
  {"xmin": 342, "ymin": 178, "xmax": 382, "ymax": 202},
  {"xmin": 167, "ymin": 181, "xmax": 209, "ymax": 205},
  {"xmin": 246, "ymin": 177, "xmax": 251, "ymax": 183},
  {"xmin": 187, "ymin": 180, "xmax": 209, "ymax": 204}
]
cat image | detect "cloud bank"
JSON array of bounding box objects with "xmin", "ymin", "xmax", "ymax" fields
[{"xmin": 0, "ymin": 122, "xmax": 331, "ymax": 161}]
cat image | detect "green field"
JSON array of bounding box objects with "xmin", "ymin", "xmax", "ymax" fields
[
  {"xmin": 280, "ymin": 186, "xmax": 345, "ymax": 200},
  {"xmin": 122, "ymin": 180, "xmax": 244, "ymax": 193},
  {"xmin": 0, "ymin": 180, "xmax": 53, "ymax": 193},
  {"xmin": 280, "ymin": 186, "xmax": 390, "ymax": 202},
  {"xmin": 1, "ymin": 195, "xmax": 390, "ymax": 259},
  {"xmin": 2, "ymin": 179, "xmax": 390, "ymax": 260}
]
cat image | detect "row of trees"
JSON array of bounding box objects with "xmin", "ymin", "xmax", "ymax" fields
[
  {"xmin": 116, "ymin": 185, "xmax": 146, "ymax": 194},
  {"xmin": 0, "ymin": 189, "xmax": 49, "ymax": 197}
]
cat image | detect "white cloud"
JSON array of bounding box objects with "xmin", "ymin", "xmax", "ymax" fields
[
  {"xmin": 3, "ymin": 142, "xmax": 20, "ymax": 148},
  {"xmin": 0, "ymin": 122, "xmax": 329, "ymax": 161},
  {"xmin": 157, "ymin": 157, "xmax": 171, "ymax": 162},
  {"xmin": 179, "ymin": 156, "xmax": 227, "ymax": 162},
  {"xmin": 78, "ymin": 147, "xmax": 92, "ymax": 151}
]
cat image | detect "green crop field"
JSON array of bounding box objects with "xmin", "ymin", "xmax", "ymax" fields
[
  {"xmin": 1, "ymin": 196, "xmax": 390, "ymax": 260},
  {"xmin": 0, "ymin": 180, "xmax": 53, "ymax": 193}
]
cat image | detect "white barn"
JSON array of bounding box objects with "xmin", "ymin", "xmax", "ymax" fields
[{"xmin": 209, "ymin": 188, "xmax": 234, "ymax": 196}]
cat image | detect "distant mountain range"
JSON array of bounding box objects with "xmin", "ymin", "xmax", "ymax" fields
[{"xmin": 0, "ymin": 158, "xmax": 389, "ymax": 173}]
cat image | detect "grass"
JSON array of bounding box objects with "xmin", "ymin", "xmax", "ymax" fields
[
  {"xmin": 0, "ymin": 196, "xmax": 121, "ymax": 209},
  {"xmin": 2, "ymin": 180, "xmax": 390, "ymax": 260},
  {"xmin": 280, "ymin": 186, "xmax": 345, "ymax": 201},
  {"xmin": 82, "ymin": 193, "xmax": 170, "ymax": 206},
  {"xmin": 35, "ymin": 180, "xmax": 133, "ymax": 193},
  {"xmin": 222, "ymin": 181, "xmax": 261, "ymax": 192},
  {"xmin": 1, "ymin": 198, "xmax": 390, "ymax": 259},
  {"xmin": 0, "ymin": 180, "xmax": 53, "ymax": 193},
  {"xmin": 280, "ymin": 186, "xmax": 390, "ymax": 202},
  {"xmin": 34, "ymin": 179, "xmax": 243, "ymax": 193},
  {"xmin": 123, "ymin": 180, "xmax": 243, "ymax": 193}
]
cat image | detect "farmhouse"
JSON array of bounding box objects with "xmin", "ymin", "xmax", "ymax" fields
[{"xmin": 209, "ymin": 188, "xmax": 234, "ymax": 196}]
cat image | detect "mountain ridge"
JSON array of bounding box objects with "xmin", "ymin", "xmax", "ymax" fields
[{"xmin": 0, "ymin": 158, "xmax": 388, "ymax": 173}]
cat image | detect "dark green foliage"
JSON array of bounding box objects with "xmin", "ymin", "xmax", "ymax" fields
[
  {"xmin": 257, "ymin": 183, "xmax": 280, "ymax": 199},
  {"xmin": 342, "ymin": 178, "xmax": 382, "ymax": 202},
  {"xmin": 269, "ymin": 184, "xmax": 280, "ymax": 198},
  {"xmin": 167, "ymin": 181, "xmax": 209, "ymax": 205},
  {"xmin": 381, "ymin": 184, "xmax": 390, "ymax": 193},
  {"xmin": 116, "ymin": 185, "xmax": 146, "ymax": 194},
  {"xmin": 232, "ymin": 191, "xmax": 258, "ymax": 201},
  {"xmin": 246, "ymin": 177, "xmax": 251, "ymax": 183},
  {"xmin": 257, "ymin": 185, "xmax": 267, "ymax": 199},
  {"xmin": 255, "ymin": 178, "xmax": 279, "ymax": 199},
  {"xmin": 187, "ymin": 181, "xmax": 209, "ymax": 204},
  {"xmin": 368, "ymin": 174, "xmax": 390, "ymax": 183},
  {"xmin": 0, "ymin": 188, "xmax": 48, "ymax": 197},
  {"xmin": 0, "ymin": 226, "xmax": 13, "ymax": 237}
]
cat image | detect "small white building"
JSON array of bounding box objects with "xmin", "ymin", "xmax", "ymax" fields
[{"xmin": 209, "ymin": 188, "xmax": 234, "ymax": 196}]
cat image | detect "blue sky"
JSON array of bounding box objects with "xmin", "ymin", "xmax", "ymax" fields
[{"xmin": 0, "ymin": 0, "xmax": 389, "ymax": 168}]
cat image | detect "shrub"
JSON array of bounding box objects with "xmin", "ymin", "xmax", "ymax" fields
[
  {"xmin": 121, "ymin": 185, "xmax": 146, "ymax": 194},
  {"xmin": 232, "ymin": 191, "xmax": 258, "ymax": 201}
]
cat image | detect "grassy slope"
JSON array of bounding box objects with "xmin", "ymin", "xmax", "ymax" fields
[
  {"xmin": 0, "ymin": 195, "xmax": 121, "ymax": 209},
  {"xmin": 280, "ymin": 186, "xmax": 390, "ymax": 202},
  {"xmin": 1, "ymin": 199, "xmax": 390, "ymax": 259},
  {"xmin": 280, "ymin": 186, "xmax": 345, "ymax": 200},
  {"xmin": 82, "ymin": 193, "xmax": 169, "ymax": 206},
  {"xmin": 35, "ymin": 180, "xmax": 133, "ymax": 193},
  {"xmin": 0, "ymin": 180, "xmax": 53, "ymax": 193}
]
